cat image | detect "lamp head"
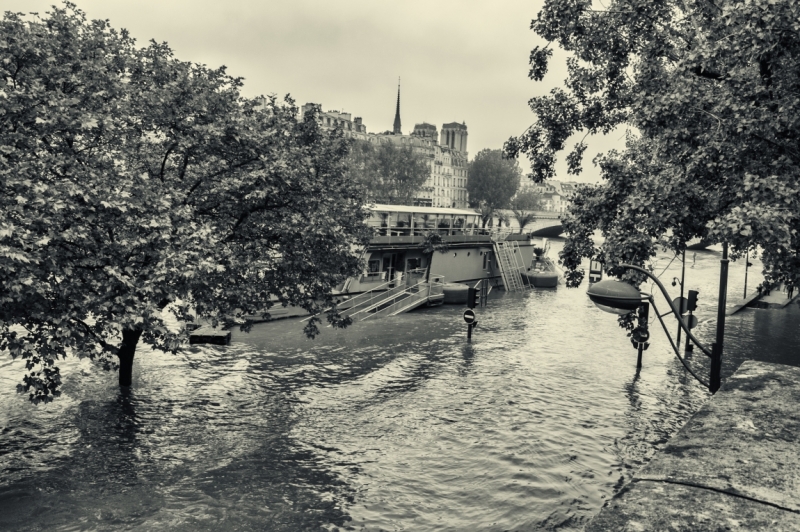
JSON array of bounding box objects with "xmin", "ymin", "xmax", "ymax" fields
[{"xmin": 586, "ymin": 279, "xmax": 644, "ymax": 315}]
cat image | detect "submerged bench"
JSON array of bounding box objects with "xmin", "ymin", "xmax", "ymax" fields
[{"xmin": 188, "ymin": 326, "xmax": 231, "ymax": 346}]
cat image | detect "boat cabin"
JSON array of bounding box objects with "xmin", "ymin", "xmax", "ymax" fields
[
  {"xmin": 366, "ymin": 204, "xmax": 483, "ymax": 237},
  {"xmin": 344, "ymin": 205, "xmax": 498, "ymax": 293}
]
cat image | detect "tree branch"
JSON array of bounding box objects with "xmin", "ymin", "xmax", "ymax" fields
[
  {"xmin": 750, "ymin": 133, "xmax": 800, "ymax": 163},
  {"xmin": 182, "ymin": 156, "xmax": 260, "ymax": 206},
  {"xmin": 178, "ymin": 150, "xmax": 190, "ymax": 180},
  {"xmin": 72, "ymin": 318, "xmax": 120, "ymax": 356},
  {"xmin": 690, "ymin": 65, "xmax": 725, "ymax": 81},
  {"xmin": 226, "ymin": 198, "xmax": 293, "ymax": 240},
  {"xmin": 159, "ymin": 142, "xmax": 178, "ymax": 182}
]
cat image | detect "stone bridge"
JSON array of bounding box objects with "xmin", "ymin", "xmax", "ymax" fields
[
  {"xmin": 488, "ymin": 211, "xmax": 718, "ymax": 246},
  {"xmin": 493, "ymin": 210, "xmax": 565, "ymax": 237}
]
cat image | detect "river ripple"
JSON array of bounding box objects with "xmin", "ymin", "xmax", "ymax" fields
[{"xmin": 1, "ymin": 242, "xmax": 798, "ymax": 531}]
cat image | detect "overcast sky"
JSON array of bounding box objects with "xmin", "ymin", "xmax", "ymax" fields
[{"xmin": 2, "ymin": 0, "xmax": 619, "ymax": 182}]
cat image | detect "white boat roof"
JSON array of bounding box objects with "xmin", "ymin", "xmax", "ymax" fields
[{"xmin": 367, "ymin": 204, "xmax": 479, "ymax": 216}]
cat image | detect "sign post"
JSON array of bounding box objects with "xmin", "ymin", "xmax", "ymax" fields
[
  {"xmin": 463, "ymin": 309, "xmax": 476, "ymax": 340},
  {"xmin": 631, "ymin": 303, "xmax": 650, "ymax": 368},
  {"xmin": 465, "ymin": 279, "xmax": 488, "ymax": 340},
  {"xmin": 685, "ymin": 290, "xmax": 699, "ymax": 353},
  {"xmin": 589, "ymin": 260, "xmax": 603, "ymax": 284}
]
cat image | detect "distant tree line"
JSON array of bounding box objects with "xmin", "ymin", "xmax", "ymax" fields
[{"xmin": 467, "ymin": 149, "xmax": 545, "ymax": 232}]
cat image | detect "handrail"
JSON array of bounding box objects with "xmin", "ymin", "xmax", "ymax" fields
[
  {"xmin": 355, "ymin": 277, "xmax": 433, "ymax": 321},
  {"xmin": 303, "ymin": 276, "xmax": 396, "ymax": 322},
  {"xmin": 312, "ymin": 267, "xmax": 444, "ymax": 324},
  {"xmin": 343, "ymin": 281, "xmax": 399, "ymax": 316},
  {"xmin": 346, "ymin": 267, "xmax": 433, "ymax": 312},
  {"xmin": 363, "ymin": 292, "xmax": 426, "ymax": 320}
]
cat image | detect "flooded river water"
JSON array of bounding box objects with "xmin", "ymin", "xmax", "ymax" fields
[{"xmin": 1, "ymin": 241, "xmax": 799, "ymax": 531}]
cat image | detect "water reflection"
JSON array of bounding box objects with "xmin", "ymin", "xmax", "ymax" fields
[
  {"xmin": 0, "ymin": 241, "xmax": 798, "ymax": 531},
  {"xmin": 459, "ymin": 343, "xmax": 476, "ymax": 375}
]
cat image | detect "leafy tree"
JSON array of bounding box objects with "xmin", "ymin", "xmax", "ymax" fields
[
  {"xmin": 345, "ymin": 140, "xmax": 430, "ymax": 206},
  {"xmin": 420, "ymin": 232, "xmax": 449, "ymax": 282},
  {"xmin": 0, "ymin": 4, "xmax": 370, "ymax": 402},
  {"xmin": 467, "ymin": 149, "xmax": 521, "ymax": 228},
  {"xmin": 510, "ymin": 190, "xmax": 544, "ymax": 233},
  {"xmin": 506, "ymin": 0, "xmax": 800, "ymax": 289}
]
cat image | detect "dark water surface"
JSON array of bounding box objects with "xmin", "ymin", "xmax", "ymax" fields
[{"xmin": 1, "ymin": 243, "xmax": 798, "ymax": 531}]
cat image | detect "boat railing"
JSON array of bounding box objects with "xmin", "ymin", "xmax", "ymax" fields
[
  {"xmin": 358, "ymin": 272, "xmax": 443, "ymax": 321},
  {"xmin": 303, "ymin": 277, "xmax": 397, "ymax": 323},
  {"xmin": 369, "ymin": 226, "xmax": 490, "ymax": 237},
  {"xmin": 338, "ymin": 277, "xmax": 399, "ymax": 311},
  {"xmin": 368, "ymin": 228, "xmax": 507, "ymax": 246},
  {"xmin": 489, "ymin": 227, "xmax": 521, "ymax": 241},
  {"xmin": 308, "ymin": 268, "xmax": 446, "ymax": 324}
]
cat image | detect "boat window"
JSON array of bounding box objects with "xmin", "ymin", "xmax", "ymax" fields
[
  {"xmin": 367, "ymin": 211, "xmax": 389, "ymax": 235},
  {"xmin": 464, "ymin": 216, "xmax": 476, "ymax": 234},
  {"xmin": 416, "ymin": 213, "xmax": 437, "ymax": 233},
  {"xmin": 437, "ymin": 214, "xmax": 452, "ymax": 235},
  {"xmin": 452, "ymin": 216, "xmax": 466, "ymax": 234},
  {"xmin": 368, "ymin": 259, "xmax": 380, "ymax": 273},
  {"xmin": 412, "ymin": 213, "xmax": 426, "ymax": 234},
  {"xmin": 393, "ymin": 212, "xmax": 412, "ymax": 236},
  {"xmin": 384, "ymin": 213, "xmax": 395, "ymax": 235}
]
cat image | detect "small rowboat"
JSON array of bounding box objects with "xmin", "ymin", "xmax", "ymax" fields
[{"xmin": 523, "ymin": 257, "xmax": 559, "ymax": 288}]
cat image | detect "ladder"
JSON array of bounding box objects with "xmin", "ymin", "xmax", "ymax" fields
[{"xmin": 493, "ymin": 240, "xmax": 527, "ymax": 292}]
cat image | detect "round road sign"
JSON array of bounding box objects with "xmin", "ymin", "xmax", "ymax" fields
[
  {"xmin": 686, "ymin": 314, "xmax": 698, "ymax": 329},
  {"xmin": 463, "ymin": 309, "xmax": 476, "ymax": 324}
]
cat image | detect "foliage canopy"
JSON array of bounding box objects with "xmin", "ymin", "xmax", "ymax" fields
[
  {"xmin": 0, "ymin": 4, "xmax": 370, "ymax": 401},
  {"xmin": 345, "ymin": 140, "xmax": 430, "ymax": 206},
  {"xmin": 506, "ymin": 0, "xmax": 800, "ymax": 288},
  {"xmin": 467, "ymin": 149, "xmax": 521, "ymax": 228},
  {"xmin": 510, "ymin": 190, "xmax": 544, "ymax": 234}
]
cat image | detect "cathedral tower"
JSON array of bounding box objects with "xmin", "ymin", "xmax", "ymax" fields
[
  {"xmin": 392, "ymin": 79, "xmax": 402, "ymax": 135},
  {"xmin": 440, "ymin": 122, "xmax": 468, "ymax": 153}
]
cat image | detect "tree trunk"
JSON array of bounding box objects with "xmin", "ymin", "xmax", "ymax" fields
[
  {"xmin": 424, "ymin": 253, "xmax": 432, "ymax": 283},
  {"xmin": 118, "ymin": 328, "xmax": 143, "ymax": 387}
]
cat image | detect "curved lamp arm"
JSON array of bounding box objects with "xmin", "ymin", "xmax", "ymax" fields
[
  {"xmin": 622, "ymin": 263, "xmax": 712, "ymax": 358},
  {"xmin": 646, "ymin": 295, "xmax": 711, "ymax": 389}
]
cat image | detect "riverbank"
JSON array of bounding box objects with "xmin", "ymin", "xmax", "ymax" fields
[
  {"xmin": 584, "ymin": 360, "xmax": 800, "ymax": 531},
  {"xmin": 729, "ymin": 283, "xmax": 798, "ymax": 315}
]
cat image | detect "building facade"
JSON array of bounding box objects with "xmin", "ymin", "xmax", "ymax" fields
[
  {"xmin": 300, "ymin": 103, "xmax": 369, "ymax": 140},
  {"xmin": 302, "ymin": 85, "xmax": 470, "ymax": 209},
  {"xmin": 524, "ymin": 180, "xmax": 581, "ymax": 213}
]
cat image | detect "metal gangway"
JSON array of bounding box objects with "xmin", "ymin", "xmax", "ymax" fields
[
  {"xmin": 311, "ymin": 269, "xmax": 444, "ymax": 323},
  {"xmin": 492, "ymin": 240, "xmax": 530, "ymax": 292}
]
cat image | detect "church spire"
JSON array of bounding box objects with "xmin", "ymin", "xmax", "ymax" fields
[{"xmin": 392, "ymin": 78, "xmax": 402, "ymax": 135}]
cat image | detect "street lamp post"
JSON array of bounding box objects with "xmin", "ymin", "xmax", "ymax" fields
[
  {"xmin": 586, "ymin": 244, "xmax": 729, "ymax": 393},
  {"xmin": 677, "ymin": 249, "xmax": 686, "ymax": 351},
  {"xmin": 711, "ymin": 243, "xmax": 729, "ymax": 392},
  {"xmin": 744, "ymin": 249, "xmax": 750, "ymax": 299}
]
